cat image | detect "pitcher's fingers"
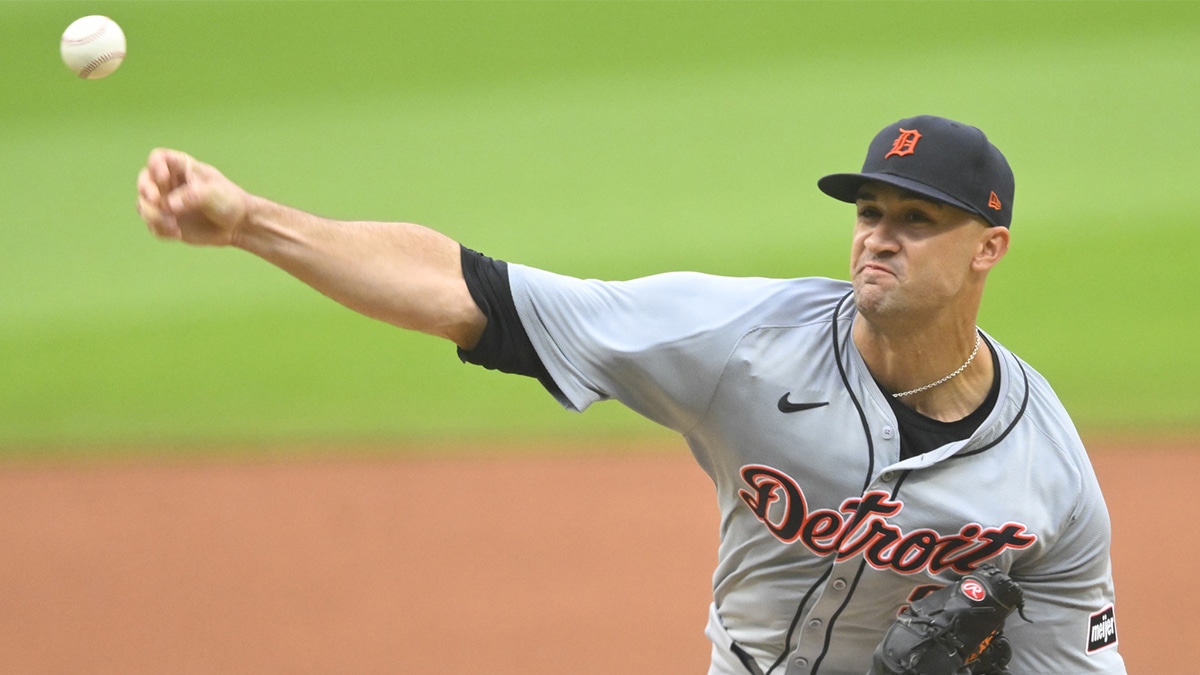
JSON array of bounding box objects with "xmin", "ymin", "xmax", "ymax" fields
[
  {"xmin": 139, "ymin": 195, "xmax": 180, "ymax": 240},
  {"xmin": 147, "ymin": 149, "xmax": 171, "ymax": 192},
  {"xmin": 147, "ymin": 148, "xmax": 190, "ymax": 196},
  {"xmin": 136, "ymin": 165, "xmax": 180, "ymax": 240},
  {"xmin": 136, "ymin": 196, "xmax": 160, "ymax": 229},
  {"xmin": 137, "ymin": 167, "xmax": 161, "ymax": 204},
  {"xmin": 166, "ymin": 178, "xmax": 205, "ymax": 214},
  {"xmin": 162, "ymin": 150, "xmax": 194, "ymax": 192}
]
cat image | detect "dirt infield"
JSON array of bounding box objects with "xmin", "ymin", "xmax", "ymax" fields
[{"xmin": 0, "ymin": 441, "xmax": 1189, "ymax": 674}]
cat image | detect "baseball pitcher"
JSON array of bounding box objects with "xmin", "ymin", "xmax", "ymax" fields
[{"xmin": 136, "ymin": 115, "xmax": 1126, "ymax": 674}]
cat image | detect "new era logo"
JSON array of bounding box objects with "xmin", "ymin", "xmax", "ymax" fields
[
  {"xmin": 988, "ymin": 191, "xmax": 1003, "ymax": 211},
  {"xmin": 1086, "ymin": 605, "xmax": 1117, "ymax": 654}
]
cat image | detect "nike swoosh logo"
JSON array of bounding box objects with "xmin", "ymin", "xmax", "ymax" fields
[{"xmin": 777, "ymin": 394, "xmax": 830, "ymax": 413}]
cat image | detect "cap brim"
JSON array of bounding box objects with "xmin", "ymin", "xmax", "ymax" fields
[{"xmin": 817, "ymin": 172, "xmax": 980, "ymax": 217}]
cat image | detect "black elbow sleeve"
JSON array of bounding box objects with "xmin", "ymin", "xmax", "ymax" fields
[{"xmin": 457, "ymin": 246, "xmax": 564, "ymax": 400}]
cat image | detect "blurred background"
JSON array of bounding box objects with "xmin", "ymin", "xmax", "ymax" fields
[{"xmin": 1, "ymin": 1, "xmax": 1197, "ymax": 457}]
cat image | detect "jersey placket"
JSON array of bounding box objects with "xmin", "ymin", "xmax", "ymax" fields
[{"xmin": 784, "ymin": 418, "xmax": 902, "ymax": 675}]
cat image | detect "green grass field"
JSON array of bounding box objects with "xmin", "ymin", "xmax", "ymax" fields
[{"xmin": 2, "ymin": 1, "xmax": 1197, "ymax": 456}]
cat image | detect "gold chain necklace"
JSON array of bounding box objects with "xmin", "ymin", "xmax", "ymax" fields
[{"xmin": 891, "ymin": 333, "xmax": 982, "ymax": 399}]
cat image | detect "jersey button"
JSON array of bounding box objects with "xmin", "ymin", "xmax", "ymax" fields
[
  {"xmin": 831, "ymin": 578, "xmax": 847, "ymax": 591},
  {"xmin": 880, "ymin": 471, "xmax": 895, "ymax": 482},
  {"xmin": 794, "ymin": 657, "xmax": 809, "ymax": 668},
  {"xmin": 882, "ymin": 426, "xmax": 896, "ymax": 440},
  {"xmin": 807, "ymin": 618, "xmax": 822, "ymax": 629}
]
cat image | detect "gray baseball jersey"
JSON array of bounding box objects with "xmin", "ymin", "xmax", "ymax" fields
[{"xmin": 505, "ymin": 264, "xmax": 1125, "ymax": 675}]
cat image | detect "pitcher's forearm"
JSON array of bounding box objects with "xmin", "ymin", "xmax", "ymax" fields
[{"xmin": 233, "ymin": 196, "xmax": 486, "ymax": 348}]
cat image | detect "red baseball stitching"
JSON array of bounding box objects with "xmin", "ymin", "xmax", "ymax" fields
[
  {"xmin": 78, "ymin": 51, "xmax": 125, "ymax": 78},
  {"xmin": 62, "ymin": 19, "xmax": 112, "ymax": 47}
]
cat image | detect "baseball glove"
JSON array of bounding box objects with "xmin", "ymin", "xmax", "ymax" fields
[{"xmin": 870, "ymin": 563, "xmax": 1027, "ymax": 675}]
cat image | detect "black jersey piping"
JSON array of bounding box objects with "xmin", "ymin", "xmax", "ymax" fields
[
  {"xmin": 762, "ymin": 291, "xmax": 874, "ymax": 675},
  {"xmin": 732, "ymin": 642, "xmax": 766, "ymax": 675},
  {"xmin": 813, "ymin": 473, "xmax": 914, "ymax": 671},
  {"xmin": 808, "ymin": 559, "xmax": 871, "ymax": 674},
  {"xmin": 953, "ymin": 335, "xmax": 1030, "ymax": 459},
  {"xmin": 762, "ymin": 567, "xmax": 832, "ymax": 675},
  {"xmin": 804, "ymin": 291, "xmax": 876, "ymax": 675},
  {"xmin": 830, "ymin": 291, "xmax": 876, "ymax": 492},
  {"xmin": 810, "ymin": 473, "xmax": 916, "ymax": 674}
]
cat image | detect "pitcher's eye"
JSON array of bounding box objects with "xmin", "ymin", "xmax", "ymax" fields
[{"xmin": 904, "ymin": 210, "xmax": 933, "ymax": 224}]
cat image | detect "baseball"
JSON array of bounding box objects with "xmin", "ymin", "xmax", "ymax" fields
[{"xmin": 60, "ymin": 15, "xmax": 126, "ymax": 79}]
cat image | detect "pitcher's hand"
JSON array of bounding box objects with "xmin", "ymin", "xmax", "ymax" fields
[{"xmin": 136, "ymin": 149, "xmax": 250, "ymax": 246}]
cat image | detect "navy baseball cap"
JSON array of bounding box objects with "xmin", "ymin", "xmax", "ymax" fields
[{"xmin": 818, "ymin": 115, "xmax": 1015, "ymax": 228}]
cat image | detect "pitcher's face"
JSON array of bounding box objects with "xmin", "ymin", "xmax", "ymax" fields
[{"xmin": 850, "ymin": 182, "xmax": 990, "ymax": 320}]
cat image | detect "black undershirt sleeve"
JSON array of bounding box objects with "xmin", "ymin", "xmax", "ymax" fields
[{"xmin": 456, "ymin": 245, "xmax": 564, "ymax": 401}]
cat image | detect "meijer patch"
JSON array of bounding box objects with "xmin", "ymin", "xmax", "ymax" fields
[{"xmin": 1087, "ymin": 605, "xmax": 1118, "ymax": 653}]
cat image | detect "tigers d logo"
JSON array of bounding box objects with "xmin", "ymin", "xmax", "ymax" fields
[{"xmin": 884, "ymin": 128, "xmax": 922, "ymax": 158}]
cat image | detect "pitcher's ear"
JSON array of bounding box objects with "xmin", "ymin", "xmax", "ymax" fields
[{"xmin": 974, "ymin": 226, "xmax": 1010, "ymax": 272}]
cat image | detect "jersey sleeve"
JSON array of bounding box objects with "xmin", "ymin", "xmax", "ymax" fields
[
  {"xmin": 1004, "ymin": 435, "xmax": 1126, "ymax": 673},
  {"xmin": 507, "ymin": 264, "xmax": 822, "ymax": 433}
]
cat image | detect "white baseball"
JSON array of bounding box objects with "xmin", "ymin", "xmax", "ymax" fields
[{"xmin": 60, "ymin": 15, "xmax": 126, "ymax": 80}]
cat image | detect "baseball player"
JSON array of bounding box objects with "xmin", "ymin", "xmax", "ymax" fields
[{"xmin": 136, "ymin": 115, "xmax": 1126, "ymax": 674}]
